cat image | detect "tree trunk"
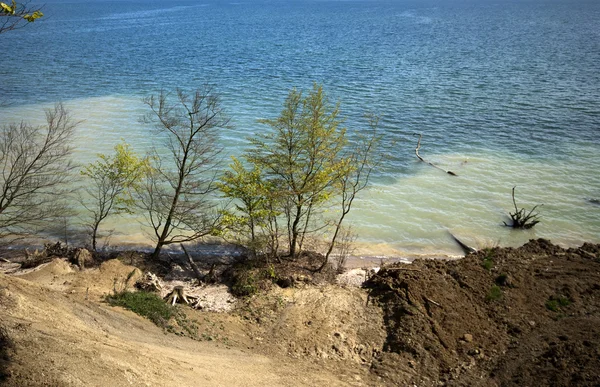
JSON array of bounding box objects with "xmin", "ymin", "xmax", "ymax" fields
[
  {"xmin": 92, "ymin": 226, "xmax": 98, "ymax": 251},
  {"xmin": 289, "ymin": 205, "xmax": 303, "ymax": 258},
  {"xmin": 180, "ymin": 243, "xmax": 204, "ymax": 283},
  {"xmin": 152, "ymin": 241, "xmax": 164, "ymax": 260}
]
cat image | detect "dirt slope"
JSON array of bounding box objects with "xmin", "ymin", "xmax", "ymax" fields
[
  {"xmin": 1, "ymin": 239, "xmax": 599, "ymax": 386},
  {"xmin": 366, "ymin": 239, "xmax": 600, "ymax": 386},
  {"xmin": 0, "ymin": 260, "xmax": 357, "ymax": 387}
]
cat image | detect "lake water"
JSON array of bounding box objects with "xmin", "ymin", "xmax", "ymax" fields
[{"xmin": 1, "ymin": 0, "xmax": 599, "ymax": 257}]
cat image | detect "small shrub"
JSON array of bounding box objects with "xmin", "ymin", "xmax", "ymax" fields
[
  {"xmin": 486, "ymin": 285, "xmax": 503, "ymax": 302},
  {"xmin": 231, "ymin": 269, "xmax": 258, "ymax": 297},
  {"xmin": 265, "ymin": 264, "xmax": 278, "ymax": 281},
  {"xmin": 106, "ymin": 290, "xmax": 174, "ymax": 327},
  {"xmin": 481, "ymin": 249, "xmax": 494, "ymax": 271},
  {"xmin": 545, "ymin": 295, "xmax": 571, "ymax": 312}
]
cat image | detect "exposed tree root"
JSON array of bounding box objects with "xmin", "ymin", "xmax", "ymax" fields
[
  {"xmin": 504, "ymin": 186, "xmax": 542, "ymax": 229},
  {"xmin": 164, "ymin": 285, "xmax": 197, "ymax": 306}
]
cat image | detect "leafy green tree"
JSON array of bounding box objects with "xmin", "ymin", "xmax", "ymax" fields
[
  {"xmin": 80, "ymin": 142, "xmax": 149, "ymax": 251},
  {"xmin": 221, "ymin": 84, "xmax": 380, "ymax": 264},
  {"xmin": 217, "ymin": 157, "xmax": 280, "ymax": 260},
  {"xmin": 247, "ymin": 84, "xmax": 349, "ymax": 258},
  {"xmin": 137, "ymin": 88, "xmax": 230, "ymax": 259},
  {"xmin": 1, "ymin": 0, "xmax": 43, "ymax": 34}
]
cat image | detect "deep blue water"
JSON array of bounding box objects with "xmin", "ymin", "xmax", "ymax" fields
[{"xmin": 1, "ymin": 0, "xmax": 599, "ymax": 255}]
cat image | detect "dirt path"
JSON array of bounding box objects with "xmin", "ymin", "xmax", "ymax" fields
[{"xmin": 0, "ymin": 261, "xmax": 355, "ymax": 386}]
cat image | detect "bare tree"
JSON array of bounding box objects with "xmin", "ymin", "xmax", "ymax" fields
[
  {"xmin": 1, "ymin": 0, "xmax": 43, "ymax": 34},
  {"xmin": 137, "ymin": 88, "xmax": 230, "ymax": 259},
  {"xmin": 0, "ymin": 103, "xmax": 78, "ymax": 240},
  {"xmin": 318, "ymin": 114, "xmax": 382, "ymax": 271}
]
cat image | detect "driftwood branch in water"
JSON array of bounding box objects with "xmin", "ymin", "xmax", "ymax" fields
[
  {"xmin": 180, "ymin": 243, "xmax": 204, "ymax": 283},
  {"xmin": 586, "ymin": 198, "xmax": 600, "ymax": 206},
  {"xmin": 413, "ymin": 133, "xmax": 457, "ymax": 176},
  {"xmin": 504, "ymin": 186, "xmax": 542, "ymax": 229},
  {"xmin": 448, "ymin": 232, "xmax": 477, "ymax": 255}
]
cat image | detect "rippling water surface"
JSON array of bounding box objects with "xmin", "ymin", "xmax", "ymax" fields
[{"xmin": 1, "ymin": 0, "xmax": 599, "ymax": 256}]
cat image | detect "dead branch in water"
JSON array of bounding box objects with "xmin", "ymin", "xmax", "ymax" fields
[
  {"xmin": 448, "ymin": 232, "xmax": 477, "ymax": 255},
  {"xmin": 413, "ymin": 133, "xmax": 457, "ymax": 176},
  {"xmin": 504, "ymin": 186, "xmax": 542, "ymax": 229},
  {"xmin": 586, "ymin": 198, "xmax": 600, "ymax": 206}
]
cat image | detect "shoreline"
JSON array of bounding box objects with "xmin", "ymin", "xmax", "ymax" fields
[{"xmin": 1, "ymin": 234, "xmax": 592, "ymax": 270}]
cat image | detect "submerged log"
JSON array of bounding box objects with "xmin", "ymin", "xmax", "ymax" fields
[
  {"xmin": 413, "ymin": 133, "xmax": 457, "ymax": 176},
  {"xmin": 586, "ymin": 198, "xmax": 600, "ymax": 206},
  {"xmin": 449, "ymin": 232, "xmax": 477, "ymax": 255}
]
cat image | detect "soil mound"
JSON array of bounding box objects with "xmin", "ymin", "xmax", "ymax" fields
[
  {"xmin": 238, "ymin": 286, "xmax": 385, "ymax": 365},
  {"xmin": 365, "ymin": 239, "xmax": 600, "ymax": 386}
]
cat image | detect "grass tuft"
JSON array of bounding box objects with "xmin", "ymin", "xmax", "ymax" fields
[
  {"xmin": 106, "ymin": 290, "xmax": 174, "ymax": 327},
  {"xmin": 545, "ymin": 295, "xmax": 571, "ymax": 312},
  {"xmin": 486, "ymin": 285, "xmax": 503, "ymax": 302}
]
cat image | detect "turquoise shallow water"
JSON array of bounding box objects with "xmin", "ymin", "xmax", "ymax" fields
[{"xmin": 1, "ymin": 0, "xmax": 599, "ymax": 256}]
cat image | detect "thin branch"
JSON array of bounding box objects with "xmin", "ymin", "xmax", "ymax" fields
[{"xmin": 413, "ymin": 133, "xmax": 457, "ymax": 176}]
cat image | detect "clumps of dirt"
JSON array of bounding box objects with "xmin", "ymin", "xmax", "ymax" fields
[
  {"xmin": 0, "ymin": 326, "xmax": 13, "ymax": 383},
  {"xmin": 237, "ymin": 285, "xmax": 386, "ymax": 366},
  {"xmin": 365, "ymin": 239, "xmax": 600, "ymax": 386},
  {"xmin": 337, "ymin": 267, "xmax": 379, "ymax": 287}
]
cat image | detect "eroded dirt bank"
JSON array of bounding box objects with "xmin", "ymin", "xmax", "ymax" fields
[
  {"xmin": 1, "ymin": 239, "xmax": 599, "ymax": 386},
  {"xmin": 367, "ymin": 239, "xmax": 600, "ymax": 386}
]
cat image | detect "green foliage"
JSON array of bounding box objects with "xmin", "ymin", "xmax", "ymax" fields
[
  {"xmin": 231, "ymin": 268, "xmax": 258, "ymax": 297},
  {"xmin": 1, "ymin": 1, "xmax": 43, "ymax": 34},
  {"xmin": 0, "ymin": 1, "xmax": 16, "ymax": 14},
  {"xmin": 545, "ymin": 295, "xmax": 571, "ymax": 312},
  {"xmin": 486, "ymin": 285, "xmax": 503, "ymax": 302},
  {"xmin": 217, "ymin": 157, "xmax": 278, "ymax": 257},
  {"xmin": 481, "ymin": 249, "xmax": 494, "ymax": 271},
  {"xmin": 81, "ymin": 141, "xmax": 149, "ymax": 213},
  {"xmin": 1, "ymin": 0, "xmax": 42, "ymax": 20},
  {"xmin": 246, "ymin": 84, "xmax": 349, "ymax": 257},
  {"xmin": 228, "ymin": 262, "xmax": 281, "ymax": 297},
  {"xmin": 265, "ymin": 264, "xmax": 277, "ymax": 281},
  {"xmin": 219, "ymin": 84, "xmax": 379, "ymax": 262},
  {"xmin": 80, "ymin": 141, "xmax": 149, "ymax": 250},
  {"xmin": 106, "ymin": 290, "xmax": 175, "ymax": 327}
]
